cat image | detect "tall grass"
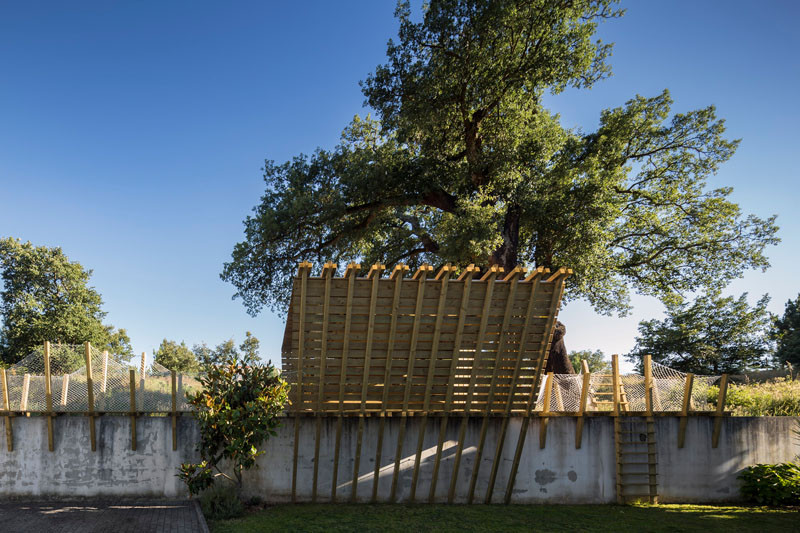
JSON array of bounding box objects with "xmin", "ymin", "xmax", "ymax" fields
[{"xmin": 707, "ymin": 378, "xmax": 800, "ymax": 416}]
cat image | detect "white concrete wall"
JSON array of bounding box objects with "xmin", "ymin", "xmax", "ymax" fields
[{"xmin": 1, "ymin": 415, "xmax": 797, "ymax": 502}]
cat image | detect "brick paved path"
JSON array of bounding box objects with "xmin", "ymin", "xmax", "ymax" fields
[{"xmin": 0, "ymin": 500, "xmax": 209, "ymax": 533}]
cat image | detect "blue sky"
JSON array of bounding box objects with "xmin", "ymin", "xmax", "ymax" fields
[{"xmin": 1, "ymin": 1, "xmax": 798, "ymax": 370}]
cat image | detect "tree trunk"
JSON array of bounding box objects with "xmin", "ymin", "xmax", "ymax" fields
[{"xmin": 545, "ymin": 321, "xmax": 575, "ymax": 374}]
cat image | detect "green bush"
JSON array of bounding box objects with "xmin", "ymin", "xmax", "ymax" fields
[
  {"xmin": 738, "ymin": 463, "xmax": 800, "ymax": 506},
  {"xmin": 200, "ymin": 483, "xmax": 244, "ymax": 520},
  {"xmin": 707, "ymin": 378, "xmax": 800, "ymax": 416}
]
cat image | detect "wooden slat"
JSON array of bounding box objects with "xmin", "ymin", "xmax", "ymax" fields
[
  {"xmin": 292, "ymin": 261, "xmax": 311, "ymax": 503},
  {"xmin": 1, "ymin": 368, "xmax": 12, "ymax": 451},
  {"xmin": 129, "ymin": 369, "xmax": 137, "ymax": 451},
  {"xmin": 44, "ymin": 341, "xmax": 54, "ymax": 451},
  {"xmin": 712, "ymin": 374, "xmax": 728, "ymax": 449},
  {"xmin": 576, "ymin": 361, "xmax": 590, "ymax": 449},
  {"xmin": 85, "ymin": 342, "xmax": 96, "ymax": 452},
  {"xmin": 678, "ymin": 373, "xmax": 694, "ymax": 448},
  {"xmin": 314, "ymin": 262, "xmax": 335, "ymax": 502}
]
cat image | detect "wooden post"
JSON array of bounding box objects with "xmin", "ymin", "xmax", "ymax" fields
[
  {"xmin": 611, "ymin": 354, "xmax": 621, "ymax": 416},
  {"xmin": 139, "ymin": 352, "xmax": 146, "ymax": 411},
  {"xmin": 60, "ymin": 374, "xmax": 70, "ymax": 406},
  {"xmin": 1, "ymin": 368, "xmax": 12, "ymax": 451},
  {"xmin": 576, "ymin": 360, "xmax": 591, "ymax": 449},
  {"xmin": 372, "ymin": 264, "xmax": 407, "ymax": 503},
  {"xmin": 539, "ymin": 372, "xmax": 553, "ymax": 449},
  {"xmin": 101, "ymin": 351, "xmax": 109, "ymax": 412},
  {"xmin": 712, "ymin": 374, "xmax": 728, "ymax": 448},
  {"xmin": 171, "ymin": 370, "xmax": 177, "ymax": 451},
  {"xmin": 20, "ymin": 374, "xmax": 30, "ymax": 411},
  {"xmin": 292, "ymin": 261, "xmax": 311, "ymax": 503},
  {"xmin": 85, "ymin": 342, "xmax": 96, "ymax": 451},
  {"xmin": 644, "ymin": 354, "xmax": 653, "ymax": 415},
  {"xmin": 678, "ymin": 373, "xmax": 693, "ymax": 448},
  {"xmin": 129, "ymin": 369, "xmax": 137, "ymax": 451},
  {"xmin": 44, "ymin": 341, "xmax": 54, "ymax": 451},
  {"xmin": 314, "ymin": 262, "xmax": 335, "ymax": 503}
]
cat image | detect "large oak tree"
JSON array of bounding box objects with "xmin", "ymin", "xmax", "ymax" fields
[{"xmin": 222, "ymin": 1, "xmax": 778, "ymax": 371}]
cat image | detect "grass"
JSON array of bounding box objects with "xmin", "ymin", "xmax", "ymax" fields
[
  {"xmin": 708, "ymin": 378, "xmax": 800, "ymax": 416},
  {"xmin": 209, "ymin": 503, "xmax": 799, "ymax": 532}
]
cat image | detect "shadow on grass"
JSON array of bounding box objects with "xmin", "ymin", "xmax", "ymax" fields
[{"xmin": 210, "ymin": 503, "xmax": 798, "ymax": 533}]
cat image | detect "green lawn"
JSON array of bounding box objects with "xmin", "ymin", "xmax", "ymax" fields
[{"xmin": 210, "ymin": 503, "xmax": 798, "ymax": 532}]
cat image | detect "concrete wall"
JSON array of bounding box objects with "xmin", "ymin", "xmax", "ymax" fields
[{"xmin": 1, "ymin": 415, "xmax": 797, "ymax": 502}]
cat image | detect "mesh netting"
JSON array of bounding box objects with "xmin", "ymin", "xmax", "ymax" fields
[
  {"xmin": 1, "ymin": 345, "xmax": 201, "ymax": 413},
  {"xmin": 534, "ymin": 360, "xmax": 720, "ymax": 412}
]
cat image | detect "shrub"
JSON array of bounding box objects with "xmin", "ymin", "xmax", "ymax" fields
[
  {"xmin": 178, "ymin": 349, "xmax": 289, "ymax": 497},
  {"xmin": 707, "ymin": 378, "xmax": 800, "ymax": 416},
  {"xmin": 199, "ymin": 483, "xmax": 244, "ymax": 520},
  {"xmin": 738, "ymin": 463, "xmax": 800, "ymax": 506}
]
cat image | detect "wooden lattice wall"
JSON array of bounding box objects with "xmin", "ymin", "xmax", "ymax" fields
[{"xmin": 282, "ymin": 262, "xmax": 571, "ymax": 416}]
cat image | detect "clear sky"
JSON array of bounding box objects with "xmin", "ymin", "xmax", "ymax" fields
[{"xmin": 1, "ymin": 1, "xmax": 798, "ymax": 371}]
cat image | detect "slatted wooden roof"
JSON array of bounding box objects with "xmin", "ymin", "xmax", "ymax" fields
[{"xmin": 282, "ymin": 262, "xmax": 571, "ymax": 415}]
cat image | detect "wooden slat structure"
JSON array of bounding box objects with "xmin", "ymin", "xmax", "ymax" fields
[{"xmin": 282, "ymin": 263, "xmax": 571, "ymax": 416}]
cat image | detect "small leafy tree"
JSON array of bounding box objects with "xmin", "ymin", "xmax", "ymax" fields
[
  {"xmin": 569, "ymin": 349, "xmax": 610, "ymax": 373},
  {"xmin": 178, "ymin": 347, "xmax": 289, "ymax": 496},
  {"xmin": 154, "ymin": 339, "xmax": 199, "ymax": 372}
]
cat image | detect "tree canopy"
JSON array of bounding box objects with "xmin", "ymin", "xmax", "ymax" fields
[
  {"xmin": 154, "ymin": 339, "xmax": 200, "ymax": 372},
  {"xmin": 222, "ymin": 0, "xmax": 778, "ymax": 326},
  {"xmin": 626, "ymin": 292, "xmax": 773, "ymax": 374},
  {"xmin": 192, "ymin": 332, "xmax": 262, "ymax": 367},
  {"xmin": 0, "ymin": 237, "xmax": 132, "ymax": 364},
  {"xmin": 772, "ymin": 294, "xmax": 800, "ymax": 368},
  {"xmin": 569, "ymin": 349, "xmax": 610, "ymax": 373}
]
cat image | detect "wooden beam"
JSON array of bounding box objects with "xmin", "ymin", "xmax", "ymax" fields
[
  {"xmin": 539, "ymin": 372, "xmax": 553, "ymax": 449},
  {"xmin": 505, "ymin": 268, "xmax": 568, "ymax": 504},
  {"xmin": 313, "ymin": 262, "xmax": 335, "ymax": 503},
  {"xmin": 443, "ymin": 265, "xmax": 477, "ymax": 504},
  {"xmin": 292, "ymin": 261, "xmax": 311, "ymax": 503},
  {"xmin": 1, "ymin": 368, "xmax": 12, "ymax": 451},
  {"xmin": 678, "ymin": 373, "xmax": 693, "ymax": 449},
  {"xmin": 712, "ymin": 374, "xmax": 728, "ymax": 449},
  {"xmin": 44, "ymin": 341, "xmax": 54, "ymax": 451},
  {"xmin": 411, "ymin": 264, "xmax": 453, "ymax": 502},
  {"xmin": 611, "ymin": 354, "xmax": 621, "ymax": 417},
  {"xmin": 576, "ymin": 361, "xmax": 590, "ymax": 449},
  {"xmin": 372, "ymin": 263, "xmax": 407, "ymax": 503},
  {"xmin": 332, "ymin": 263, "xmax": 359, "ymax": 502},
  {"xmin": 171, "ymin": 370, "xmax": 177, "ymax": 451},
  {"xmin": 129, "ymin": 369, "xmax": 137, "ymax": 451},
  {"xmin": 644, "ymin": 354, "xmax": 653, "ymax": 415},
  {"xmin": 85, "ymin": 342, "xmax": 96, "ymax": 452},
  {"xmin": 481, "ymin": 267, "xmax": 523, "ymax": 503}
]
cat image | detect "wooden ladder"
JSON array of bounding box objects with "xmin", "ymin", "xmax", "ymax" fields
[
  {"xmin": 590, "ymin": 373, "xmax": 630, "ymax": 411},
  {"xmin": 614, "ymin": 416, "xmax": 658, "ymax": 504}
]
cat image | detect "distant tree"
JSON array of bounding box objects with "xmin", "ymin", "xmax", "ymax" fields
[
  {"xmin": 192, "ymin": 333, "xmax": 262, "ymax": 366},
  {"xmin": 154, "ymin": 339, "xmax": 199, "ymax": 372},
  {"xmin": 0, "ymin": 237, "xmax": 132, "ymax": 364},
  {"xmin": 627, "ymin": 292, "xmax": 773, "ymax": 374},
  {"xmin": 772, "ymin": 294, "xmax": 800, "ymax": 369},
  {"xmin": 222, "ymin": 1, "xmax": 778, "ymax": 377},
  {"xmin": 238, "ymin": 331, "xmax": 260, "ymax": 362},
  {"xmin": 569, "ymin": 349, "xmax": 610, "ymax": 373}
]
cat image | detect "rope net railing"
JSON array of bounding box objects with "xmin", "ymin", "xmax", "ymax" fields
[
  {"xmin": 1, "ymin": 344, "xmax": 202, "ymax": 413},
  {"xmin": 533, "ymin": 360, "xmax": 720, "ymax": 412}
]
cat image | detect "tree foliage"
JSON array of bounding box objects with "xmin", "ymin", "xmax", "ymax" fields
[
  {"xmin": 178, "ymin": 347, "xmax": 289, "ymax": 496},
  {"xmin": 154, "ymin": 339, "xmax": 199, "ymax": 372},
  {"xmin": 772, "ymin": 294, "xmax": 800, "ymax": 368},
  {"xmin": 192, "ymin": 332, "xmax": 262, "ymax": 367},
  {"xmin": 627, "ymin": 292, "xmax": 773, "ymax": 374},
  {"xmin": 569, "ymin": 349, "xmax": 610, "ymax": 373},
  {"xmin": 0, "ymin": 237, "xmax": 132, "ymax": 364},
  {"xmin": 222, "ymin": 0, "xmax": 777, "ymax": 319}
]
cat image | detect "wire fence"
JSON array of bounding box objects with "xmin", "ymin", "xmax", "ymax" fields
[{"xmin": 1, "ymin": 344, "xmax": 202, "ymax": 413}]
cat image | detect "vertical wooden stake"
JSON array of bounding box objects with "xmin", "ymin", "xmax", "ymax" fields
[
  {"xmin": 611, "ymin": 354, "xmax": 621, "ymax": 416},
  {"xmin": 85, "ymin": 342, "xmax": 96, "ymax": 451},
  {"xmin": 678, "ymin": 373, "xmax": 693, "ymax": 448},
  {"xmin": 44, "ymin": 341, "xmax": 54, "ymax": 451},
  {"xmin": 20, "ymin": 374, "xmax": 30, "ymax": 411},
  {"xmin": 171, "ymin": 370, "xmax": 177, "ymax": 451},
  {"xmin": 644, "ymin": 354, "xmax": 653, "ymax": 415},
  {"xmin": 1, "ymin": 368, "xmax": 12, "ymax": 451},
  {"xmin": 539, "ymin": 373, "xmax": 553, "ymax": 449},
  {"xmin": 576, "ymin": 361, "xmax": 590, "ymax": 449},
  {"xmin": 293, "ymin": 261, "xmax": 311, "ymax": 503},
  {"xmin": 129, "ymin": 369, "xmax": 137, "ymax": 451},
  {"xmin": 712, "ymin": 374, "xmax": 728, "ymax": 449},
  {"xmin": 138, "ymin": 352, "xmax": 147, "ymax": 411},
  {"xmin": 60, "ymin": 374, "xmax": 70, "ymax": 406},
  {"xmin": 100, "ymin": 351, "xmax": 109, "ymax": 412}
]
